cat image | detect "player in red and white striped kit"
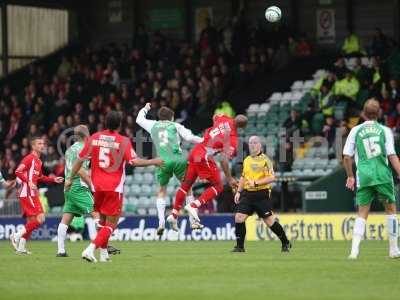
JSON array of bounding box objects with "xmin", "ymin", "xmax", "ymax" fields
[
  {"xmin": 10, "ymin": 136, "xmax": 64, "ymax": 254},
  {"xmin": 65, "ymin": 111, "xmax": 163, "ymax": 263},
  {"xmin": 167, "ymin": 114, "xmax": 247, "ymax": 229}
]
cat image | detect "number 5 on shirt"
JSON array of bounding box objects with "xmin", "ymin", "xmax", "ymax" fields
[{"xmin": 99, "ymin": 147, "xmax": 111, "ymax": 168}]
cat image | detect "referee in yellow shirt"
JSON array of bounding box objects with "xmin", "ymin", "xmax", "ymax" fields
[{"xmin": 232, "ymin": 136, "xmax": 291, "ymax": 253}]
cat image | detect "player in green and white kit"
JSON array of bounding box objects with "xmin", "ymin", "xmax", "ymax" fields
[
  {"xmin": 136, "ymin": 103, "xmax": 203, "ymax": 235},
  {"xmin": 56, "ymin": 125, "xmax": 94, "ymax": 257},
  {"xmin": 343, "ymin": 99, "xmax": 400, "ymax": 259}
]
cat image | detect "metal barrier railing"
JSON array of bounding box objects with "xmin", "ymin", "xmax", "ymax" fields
[{"xmin": 0, "ymin": 198, "xmax": 21, "ymax": 216}]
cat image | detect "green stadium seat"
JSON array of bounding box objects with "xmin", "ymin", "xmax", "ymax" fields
[
  {"xmin": 141, "ymin": 185, "xmax": 152, "ymax": 196},
  {"xmin": 133, "ymin": 173, "xmax": 143, "ymax": 183},
  {"xmin": 130, "ymin": 184, "xmax": 141, "ymax": 196},
  {"xmin": 303, "ymin": 160, "xmax": 316, "ymax": 170},
  {"xmin": 134, "ymin": 167, "xmax": 145, "ymax": 174},
  {"xmin": 143, "ymin": 173, "xmax": 154, "ymax": 184},
  {"xmin": 125, "ymin": 175, "xmax": 133, "ymax": 184},
  {"xmin": 145, "ymin": 166, "xmax": 156, "ymax": 173}
]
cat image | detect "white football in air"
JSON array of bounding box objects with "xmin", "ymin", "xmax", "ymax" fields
[{"xmin": 265, "ymin": 6, "xmax": 282, "ymax": 23}]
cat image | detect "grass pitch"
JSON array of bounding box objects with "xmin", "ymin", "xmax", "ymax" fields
[{"xmin": 0, "ymin": 240, "xmax": 399, "ymax": 300}]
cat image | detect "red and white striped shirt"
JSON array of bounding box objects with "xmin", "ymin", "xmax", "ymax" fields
[{"xmin": 15, "ymin": 152, "xmax": 56, "ymax": 198}]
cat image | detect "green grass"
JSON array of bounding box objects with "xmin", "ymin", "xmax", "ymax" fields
[{"xmin": 0, "ymin": 241, "xmax": 399, "ymax": 300}]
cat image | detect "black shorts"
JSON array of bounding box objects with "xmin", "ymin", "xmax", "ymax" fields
[{"xmin": 236, "ymin": 189, "xmax": 272, "ymax": 218}]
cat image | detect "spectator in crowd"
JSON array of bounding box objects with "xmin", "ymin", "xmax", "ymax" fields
[
  {"xmin": 342, "ymin": 30, "xmax": 364, "ymax": 56},
  {"xmin": 296, "ymin": 36, "xmax": 312, "ymax": 57},
  {"xmin": 369, "ymin": 27, "xmax": 389, "ymax": 57},
  {"xmin": 335, "ymin": 71, "xmax": 360, "ymax": 102},
  {"xmin": 317, "ymin": 84, "xmax": 335, "ymax": 117},
  {"xmin": 284, "ymin": 109, "xmax": 303, "ymax": 137},
  {"xmin": 388, "ymin": 79, "xmax": 400, "ymax": 102}
]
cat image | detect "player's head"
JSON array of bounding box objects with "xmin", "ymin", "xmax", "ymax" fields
[
  {"xmin": 249, "ymin": 136, "xmax": 263, "ymax": 156},
  {"xmin": 74, "ymin": 125, "xmax": 90, "ymax": 141},
  {"xmin": 30, "ymin": 135, "xmax": 45, "ymax": 154},
  {"xmin": 158, "ymin": 106, "xmax": 175, "ymax": 121},
  {"xmin": 105, "ymin": 111, "xmax": 122, "ymax": 131},
  {"xmin": 234, "ymin": 114, "xmax": 248, "ymax": 129},
  {"xmin": 363, "ymin": 98, "xmax": 380, "ymax": 121}
]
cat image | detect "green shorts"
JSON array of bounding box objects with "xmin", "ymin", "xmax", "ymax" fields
[
  {"xmin": 63, "ymin": 186, "xmax": 93, "ymax": 217},
  {"xmin": 356, "ymin": 182, "xmax": 396, "ymax": 206},
  {"xmin": 156, "ymin": 157, "xmax": 188, "ymax": 186}
]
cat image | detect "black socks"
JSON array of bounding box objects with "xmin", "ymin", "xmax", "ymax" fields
[
  {"xmin": 235, "ymin": 222, "xmax": 246, "ymax": 248},
  {"xmin": 270, "ymin": 221, "xmax": 289, "ymax": 245}
]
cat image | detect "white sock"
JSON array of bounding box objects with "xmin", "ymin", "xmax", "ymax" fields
[
  {"xmin": 14, "ymin": 227, "xmax": 27, "ymax": 240},
  {"xmin": 351, "ymin": 217, "xmax": 366, "ymax": 255},
  {"xmin": 186, "ymin": 195, "xmax": 196, "ymax": 225},
  {"xmin": 57, "ymin": 223, "xmax": 68, "ymax": 254},
  {"xmin": 17, "ymin": 238, "xmax": 27, "ymax": 252},
  {"xmin": 85, "ymin": 243, "xmax": 96, "ymax": 254},
  {"xmin": 387, "ymin": 214, "xmax": 399, "ymax": 252},
  {"xmin": 156, "ymin": 197, "xmax": 166, "ymax": 228},
  {"xmin": 100, "ymin": 248, "xmax": 109, "ymax": 259}
]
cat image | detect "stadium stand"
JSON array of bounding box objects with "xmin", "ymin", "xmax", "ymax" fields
[{"xmin": 1, "ymin": 18, "xmax": 400, "ymax": 214}]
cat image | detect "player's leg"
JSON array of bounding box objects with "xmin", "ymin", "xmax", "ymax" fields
[
  {"xmin": 232, "ymin": 191, "xmax": 253, "ymax": 252},
  {"xmin": 82, "ymin": 192, "xmax": 122, "ymax": 263},
  {"xmin": 377, "ymin": 183, "xmax": 400, "ymax": 258},
  {"xmin": 349, "ymin": 186, "xmax": 373, "ymax": 259},
  {"xmin": 156, "ymin": 185, "xmax": 168, "ymax": 235},
  {"xmin": 11, "ymin": 197, "xmax": 45, "ymax": 254},
  {"xmin": 258, "ymin": 191, "xmax": 291, "ymax": 252},
  {"xmin": 384, "ymin": 202, "xmax": 400, "ymax": 258},
  {"xmin": 263, "ymin": 215, "xmax": 291, "ymax": 252},
  {"xmin": 155, "ymin": 164, "xmax": 173, "ymax": 235},
  {"xmin": 83, "ymin": 215, "xmax": 118, "ymax": 263},
  {"xmin": 174, "ymin": 159, "xmax": 202, "ymax": 229},
  {"xmin": 57, "ymin": 189, "xmax": 83, "ymax": 256},
  {"xmin": 169, "ymin": 162, "xmax": 197, "ymax": 220},
  {"xmin": 188, "ymin": 161, "xmax": 223, "ymax": 221},
  {"xmin": 18, "ymin": 213, "xmax": 45, "ymax": 254},
  {"xmin": 232, "ymin": 212, "xmax": 248, "ymax": 252},
  {"xmin": 56, "ymin": 212, "xmax": 74, "ymax": 257}
]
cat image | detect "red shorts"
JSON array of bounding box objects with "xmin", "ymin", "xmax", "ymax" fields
[
  {"xmin": 186, "ymin": 145, "xmax": 221, "ymax": 185},
  {"xmin": 20, "ymin": 196, "xmax": 44, "ymax": 217},
  {"xmin": 94, "ymin": 191, "xmax": 123, "ymax": 216}
]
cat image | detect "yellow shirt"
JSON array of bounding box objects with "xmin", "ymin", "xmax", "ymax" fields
[{"xmin": 242, "ymin": 153, "xmax": 274, "ymax": 191}]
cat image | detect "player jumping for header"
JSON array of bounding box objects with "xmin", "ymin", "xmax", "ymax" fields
[
  {"xmin": 167, "ymin": 113, "xmax": 247, "ymax": 230},
  {"xmin": 136, "ymin": 103, "xmax": 204, "ymax": 235}
]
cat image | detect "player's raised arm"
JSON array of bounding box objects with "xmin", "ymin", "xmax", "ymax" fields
[
  {"xmin": 175, "ymin": 123, "xmax": 203, "ymax": 144},
  {"xmin": 136, "ymin": 103, "xmax": 156, "ymax": 133}
]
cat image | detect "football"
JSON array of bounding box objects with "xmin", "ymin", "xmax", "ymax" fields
[{"xmin": 265, "ymin": 6, "xmax": 282, "ymax": 23}]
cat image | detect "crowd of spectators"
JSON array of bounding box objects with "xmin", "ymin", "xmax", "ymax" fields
[
  {"xmin": 0, "ymin": 18, "xmax": 310, "ymax": 191},
  {"xmin": 281, "ymin": 27, "xmax": 400, "ymax": 157}
]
